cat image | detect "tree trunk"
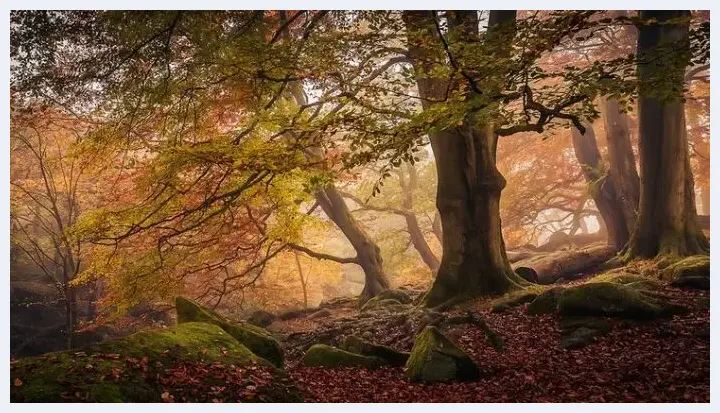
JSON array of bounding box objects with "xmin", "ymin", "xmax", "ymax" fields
[
  {"xmin": 64, "ymin": 285, "xmax": 77, "ymax": 349},
  {"xmin": 626, "ymin": 10, "xmax": 708, "ymax": 258},
  {"xmin": 404, "ymin": 11, "xmax": 525, "ymax": 308},
  {"xmin": 571, "ymin": 124, "xmax": 629, "ymax": 250},
  {"xmin": 602, "ymin": 97, "xmax": 641, "ymax": 234},
  {"xmin": 315, "ymin": 185, "xmax": 389, "ymax": 303},
  {"xmin": 400, "ymin": 164, "xmax": 440, "ymax": 272},
  {"xmin": 293, "ymin": 251, "xmax": 309, "ymax": 309},
  {"xmin": 513, "ymin": 244, "xmax": 616, "ymax": 284}
]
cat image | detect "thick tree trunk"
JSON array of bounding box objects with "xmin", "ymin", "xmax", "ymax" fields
[
  {"xmin": 602, "ymin": 97, "xmax": 641, "ymax": 234},
  {"xmin": 315, "ymin": 185, "xmax": 389, "ymax": 303},
  {"xmin": 571, "ymin": 124, "xmax": 629, "ymax": 250},
  {"xmin": 626, "ymin": 11, "xmax": 708, "ymax": 258},
  {"xmin": 404, "ymin": 11, "xmax": 525, "ymax": 307}
]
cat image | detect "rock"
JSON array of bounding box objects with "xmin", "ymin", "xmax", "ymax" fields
[
  {"xmin": 360, "ymin": 298, "xmax": 405, "ymax": 313},
  {"xmin": 663, "ymin": 255, "xmax": 710, "ymax": 290},
  {"xmin": 558, "ymin": 282, "xmax": 686, "ymax": 319},
  {"xmin": 405, "ymin": 326, "xmax": 480, "ymax": 383},
  {"xmin": 308, "ymin": 309, "xmax": 332, "ymax": 319},
  {"xmin": 590, "ymin": 272, "xmax": 663, "ymax": 291},
  {"xmin": 373, "ymin": 289, "xmax": 412, "ymax": 304},
  {"xmin": 300, "ymin": 344, "xmax": 387, "ymax": 369},
  {"xmin": 527, "ymin": 287, "xmax": 565, "ymax": 315},
  {"xmin": 247, "ymin": 310, "xmax": 277, "ymax": 328},
  {"xmin": 175, "ymin": 297, "xmax": 284, "ymax": 367},
  {"xmin": 11, "ymin": 322, "xmax": 303, "ymax": 402},
  {"xmin": 340, "ymin": 335, "xmax": 410, "ymax": 366},
  {"xmin": 559, "ymin": 317, "xmax": 613, "ymax": 349},
  {"xmin": 515, "ymin": 267, "xmax": 539, "ymax": 283}
]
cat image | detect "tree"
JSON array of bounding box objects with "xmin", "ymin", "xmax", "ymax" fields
[
  {"xmin": 10, "ymin": 107, "xmax": 91, "ymax": 348},
  {"xmin": 625, "ymin": 11, "xmax": 709, "ymax": 258}
]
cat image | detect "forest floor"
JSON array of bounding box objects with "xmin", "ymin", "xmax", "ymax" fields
[{"xmin": 271, "ymin": 277, "xmax": 710, "ymax": 403}]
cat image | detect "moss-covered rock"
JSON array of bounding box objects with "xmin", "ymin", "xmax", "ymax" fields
[
  {"xmin": 300, "ymin": 344, "xmax": 387, "ymax": 369},
  {"xmin": 10, "ymin": 322, "xmax": 270, "ymax": 402},
  {"xmin": 663, "ymin": 255, "xmax": 710, "ymax": 290},
  {"xmin": 589, "ymin": 272, "xmax": 663, "ymax": 291},
  {"xmin": 527, "ymin": 287, "xmax": 565, "ymax": 315},
  {"xmin": 340, "ymin": 335, "xmax": 410, "ymax": 366},
  {"xmin": 405, "ymin": 326, "xmax": 480, "ymax": 383},
  {"xmin": 559, "ymin": 317, "xmax": 613, "ymax": 349},
  {"xmin": 558, "ymin": 282, "xmax": 685, "ymax": 319},
  {"xmin": 175, "ymin": 297, "xmax": 283, "ymax": 367}
]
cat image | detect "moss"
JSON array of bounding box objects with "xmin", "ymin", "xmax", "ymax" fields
[
  {"xmin": 175, "ymin": 297, "xmax": 283, "ymax": 367},
  {"xmin": 662, "ymin": 255, "xmax": 710, "ymax": 289},
  {"xmin": 558, "ymin": 282, "xmax": 685, "ymax": 319},
  {"xmin": 340, "ymin": 335, "xmax": 410, "ymax": 366},
  {"xmin": 405, "ymin": 326, "xmax": 480, "ymax": 383},
  {"xmin": 527, "ymin": 287, "xmax": 565, "ymax": 315},
  {"xmin": 10, "ymin": 322, "xmax": 260, "ymax": 402},
  {"xmin": 300, "ymin": 344, "xmax": 387, "ymax": 369},
  {"xmin": 588, "ymin": 272, "xmax": 663, "ymax": 291}
]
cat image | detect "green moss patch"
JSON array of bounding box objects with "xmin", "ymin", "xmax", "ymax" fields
[
  {"xmin": 300, "ymin": 344, "xmax": 387, "ymax": 369},
  {"xmin": 405, "ymin": 326, "xmax": 480, "ymax": 383},
  {"xmin": 175, "ymin": 297, "xmax": 283, "ymax": 367},
  {"xmin": 10, "ymin": 322, "xmax": 274, "ymax": 402},
  {"xmin": 558, "ymin": 282, "xmax": 686, "ymax": 319},
  {"xmin": 663, "ymin": 255, "xmax": 710, "ymax": 290}
]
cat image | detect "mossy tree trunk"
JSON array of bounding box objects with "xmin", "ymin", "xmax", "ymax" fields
[
  {"xmin": 404, "ymin": 11, "xmax": 525, "ymax": 308},
  {"xmin": 626, "ymin": 10, "xmax": 709, "ymax": 258},
  {"xmin": 571, "ymin": 124, "xmax": 629, "ymax": 250}
]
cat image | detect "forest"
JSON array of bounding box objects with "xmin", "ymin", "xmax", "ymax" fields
[{"xmin": 8, "ymin": 10, "xmax": 711, "ymax": 403}]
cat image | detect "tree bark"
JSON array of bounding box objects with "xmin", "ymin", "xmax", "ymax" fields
[
  {"xmin": 602, "ymin": 97, "xmax": 641, "ymax": 234},
  {"xmin": 626, "ymin": 10, "xmax": 709, "ymax": 258},
  {"xmin": 571, "ymin": 124, "xmax": 629, "ymax": 250},
  {"xmin": 315, "ymin": 185, "xmax": 389, "ymax": 303},
  {"xmin": 513, "ymin": 244, "xmax": 616, "ymax": 284},
  {"xmin": 404, "ymin": 11, "xmax": 525, "ymax": 308},
  {"xmin": 400, "ymin": 164, "xmax": 440, "ymax": 272}
]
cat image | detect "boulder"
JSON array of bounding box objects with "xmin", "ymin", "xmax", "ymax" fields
[
  {"xmin": 559, "ymin": 316, "xmax": 613, "ymax": 349},
  {"xmin": 558, "ymin": 282, "xmax": 686, "ymax": 319},
  {"xmin": 527, "ymin": 287, "xmax": 565, "ymax": 315},
  {"xmin": 300, "ymin": 344, "xmax": 387, "ymax": 369},
  {"xmin": 405, "ymin": 326, "xmax": 480, "ymax": 383},
  {"xmin": 247, "ymin": 309, "xmax": 277, "ymax": 328},
  {"xmin": 175, "ymin": 297, "xmax": 283, "ymax": 367},
  {"xmin": 10, "ymin": 322, "xmax": 303, "ymax": 402},
  {"xmin": 340, "ymin": 335, "xmax": 410, "ymax": 366},
  {"xmin": 664, "ymin": 255, "xmax": 710, "ymax": 290}
]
